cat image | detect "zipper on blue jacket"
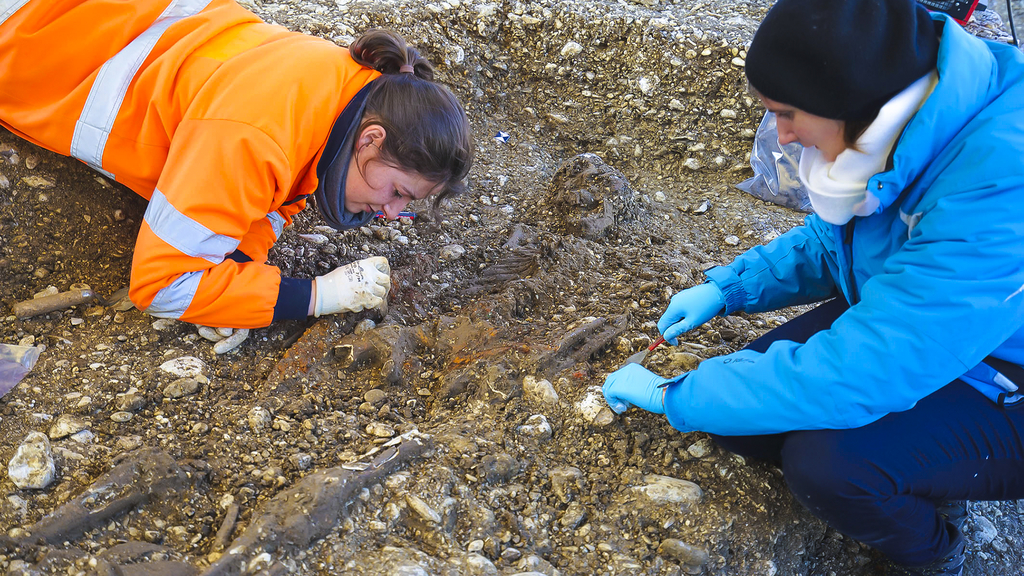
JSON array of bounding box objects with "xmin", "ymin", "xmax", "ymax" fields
[{"xmin": 844, "ymin": 220, "xmax": 859, "ymax": 304}]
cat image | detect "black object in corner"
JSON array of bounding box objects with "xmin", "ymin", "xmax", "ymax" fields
[{"xmin": 917, "ymin": 0, "xmax": 981, "ymax": 24}]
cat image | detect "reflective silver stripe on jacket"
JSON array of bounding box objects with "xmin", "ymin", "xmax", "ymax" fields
[
  {"xmin": 143, "ymin": 186, "xmax": 240, "ymax": 318},
  {"xmin": 145, "ymin": 206, "xmax": 285, "ymax": 318},
  {"xmin": 267, "ymin": 211, "xmax": 285, "ymax": 239},
  {"xmin": 0, "ymin": 0, "xmax": 30, "ymax": 25},
  {"xmin": 69, "ymin": 0, "xmax": 213, "ymax": 178},
  {"xmin": 146, "ymin": 270, "xmax": 204, "ymax": 318},
  {"xmin": 145, "ymin": 188, "xmax": 240, "ymax": 264}
]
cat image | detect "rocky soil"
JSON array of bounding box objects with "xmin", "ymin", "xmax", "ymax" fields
[{"xmin": 1, "ymin": 1, "xmax": 1022, "ymax": 575}]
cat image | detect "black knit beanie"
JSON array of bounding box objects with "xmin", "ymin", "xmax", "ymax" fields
[{"xmin": 745, "ymin": 0, "xmax": 940, "ymax": 120}]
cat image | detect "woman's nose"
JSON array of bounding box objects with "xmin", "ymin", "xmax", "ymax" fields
[
  {"xmin": 776, "ymin": 121, "xmax": 797, "ymax": 146},
  {"xmin": 382, "ymin": 198, "xmax": 411, "ymax": 219}
]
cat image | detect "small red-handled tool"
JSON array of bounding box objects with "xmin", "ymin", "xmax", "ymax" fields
[
  {"xmin": 623, "ymin": 335, "xmax": 666, "ymax": 366},
  {"xmin": 374, "ymin": 210, "xmax": 416, "ymax": 220}
]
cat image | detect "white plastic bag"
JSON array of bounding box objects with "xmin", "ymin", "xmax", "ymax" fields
[
  {"xmin": 736, "ymin": 112, "xmax": 812, "ymax": 212},
  {"xmin": 0, "ymin": 343, "xmax": 41, "ymax": 397}
]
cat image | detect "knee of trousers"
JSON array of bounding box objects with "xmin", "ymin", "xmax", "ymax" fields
[{"xmin": 780, "ymin": 429, "xmax": 891, "ymax": 513}]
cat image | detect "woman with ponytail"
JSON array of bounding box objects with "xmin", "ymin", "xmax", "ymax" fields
[{"xmin": 0, "ymin": 0, "xmax": 473, "ymax": 329}]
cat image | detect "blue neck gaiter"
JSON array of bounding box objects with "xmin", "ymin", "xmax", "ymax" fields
[{"xmin": 313, "ymin": 81, "xmax": 377, "ymax": 230}]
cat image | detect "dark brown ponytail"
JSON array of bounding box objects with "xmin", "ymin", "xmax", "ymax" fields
[
  {"xmin": 350, "ymin": 30, "xmax": 434, "ymax": 80},
  {"xmin": 348, "ymin": 29, "xmax": 472, "ymax": 208}
]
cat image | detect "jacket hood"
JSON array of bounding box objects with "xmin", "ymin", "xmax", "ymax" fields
[{"xmin": 867, "ymin": 14, "xmax": 1000, "ymax": 212}]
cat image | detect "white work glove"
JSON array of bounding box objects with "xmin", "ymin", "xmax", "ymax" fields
[
  {"xmin": 197, "ymin": 326, "xmax": 250, "ymax": 354},
  {"xmin": 312, "ymin": 256, "xmax": 391, "ymax": 317}
]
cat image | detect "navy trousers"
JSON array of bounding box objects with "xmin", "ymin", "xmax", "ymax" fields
[{"xmin": 710, "ymin": 298, "xmax": 1024, "ymax": 566}]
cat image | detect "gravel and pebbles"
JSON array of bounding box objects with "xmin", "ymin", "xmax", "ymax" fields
[{"xmin": 1, "ymin": 1, "xmax": 1022, "ymax": 575}]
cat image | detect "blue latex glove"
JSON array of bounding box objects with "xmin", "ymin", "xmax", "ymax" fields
[
  {"xmin": 603, "ymin": 363, "xmax": 670, "ymax": 415},
  {"xmin": 657, "ymin": 283, "xmax": 726, "ymax": 345}
]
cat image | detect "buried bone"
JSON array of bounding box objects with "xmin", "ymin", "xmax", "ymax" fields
[
  {"xmin": 201, "ymin": 431, "xmax": 432, "ymax": 576},
  {"xmin": 12, "ymin": 288, "xmax": 96, "ymax": 319}
]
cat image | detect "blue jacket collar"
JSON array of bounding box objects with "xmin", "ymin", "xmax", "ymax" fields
[{"xmin": 868, "ymin": 14, "xmax": 998, "ymax": 210}]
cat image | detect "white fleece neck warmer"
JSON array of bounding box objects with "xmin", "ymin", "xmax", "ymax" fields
[{"xmin": 798, "ymin": 71, "xmax": 938, "ymax": 225}]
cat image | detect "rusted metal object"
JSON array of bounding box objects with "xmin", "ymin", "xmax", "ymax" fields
[{"xmin": 11, "ymin": 288, "xmax": 95, "ymax": 319}]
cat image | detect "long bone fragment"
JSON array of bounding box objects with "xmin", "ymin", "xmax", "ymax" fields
[
  {"xmin": 14, "ymin": 448, "xmax": 190, "ymax": 546},
  {"xmin": 201, "ymin": 430, "xmax": 433, "ymax": 576},
  {"xmin": 12, "ymin": 288, "xmax": 96, "ymax": 319},
  {"xmin": 536, "ymin": 314, "xmax": 630, "ymax": 377}
]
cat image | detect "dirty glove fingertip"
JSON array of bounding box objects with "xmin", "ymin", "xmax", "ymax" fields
[
  {"xmin": 608, "ymin": 399, "xmax": 629, "ymax": 414},
  {"xmin": 369, "ymin": 256, "xmax": 390, "ymax": 274}
]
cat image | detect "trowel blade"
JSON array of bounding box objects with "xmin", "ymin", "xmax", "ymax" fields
[
  {"xmin": 623, "ymin": 348, "xmax": 649, "ymax": 366},
  {"xmin": 623, "ymin": 335, "xmax": 666, "ymax": 367}
]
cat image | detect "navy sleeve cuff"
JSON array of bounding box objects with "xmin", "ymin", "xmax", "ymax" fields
[
  {"xmin": 273, "ymin": 277, "xmax": 312, "ymax": 321},
  {"xmin": 226, "ymin": 249, "xmax": 253, "ymax": 263}
]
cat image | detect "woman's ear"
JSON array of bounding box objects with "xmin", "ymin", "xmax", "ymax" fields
[{"xmin": 356, "ymin": 124, "xmax": 387, "ymax": 152}]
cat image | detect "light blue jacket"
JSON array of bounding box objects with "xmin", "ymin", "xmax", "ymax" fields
[{"xmin": 664, "ymin": 15, "xmax": 1024, "ymax": 436}]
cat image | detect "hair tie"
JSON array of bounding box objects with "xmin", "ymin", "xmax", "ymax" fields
[{"xmin": 399, "ymin": 64, "xmax": 415, "ymax": 74}]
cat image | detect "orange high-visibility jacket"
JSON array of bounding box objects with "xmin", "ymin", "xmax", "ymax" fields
[{"xmin": 0, "ymin": 0, "xmax": 380, "ymax": 328}]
